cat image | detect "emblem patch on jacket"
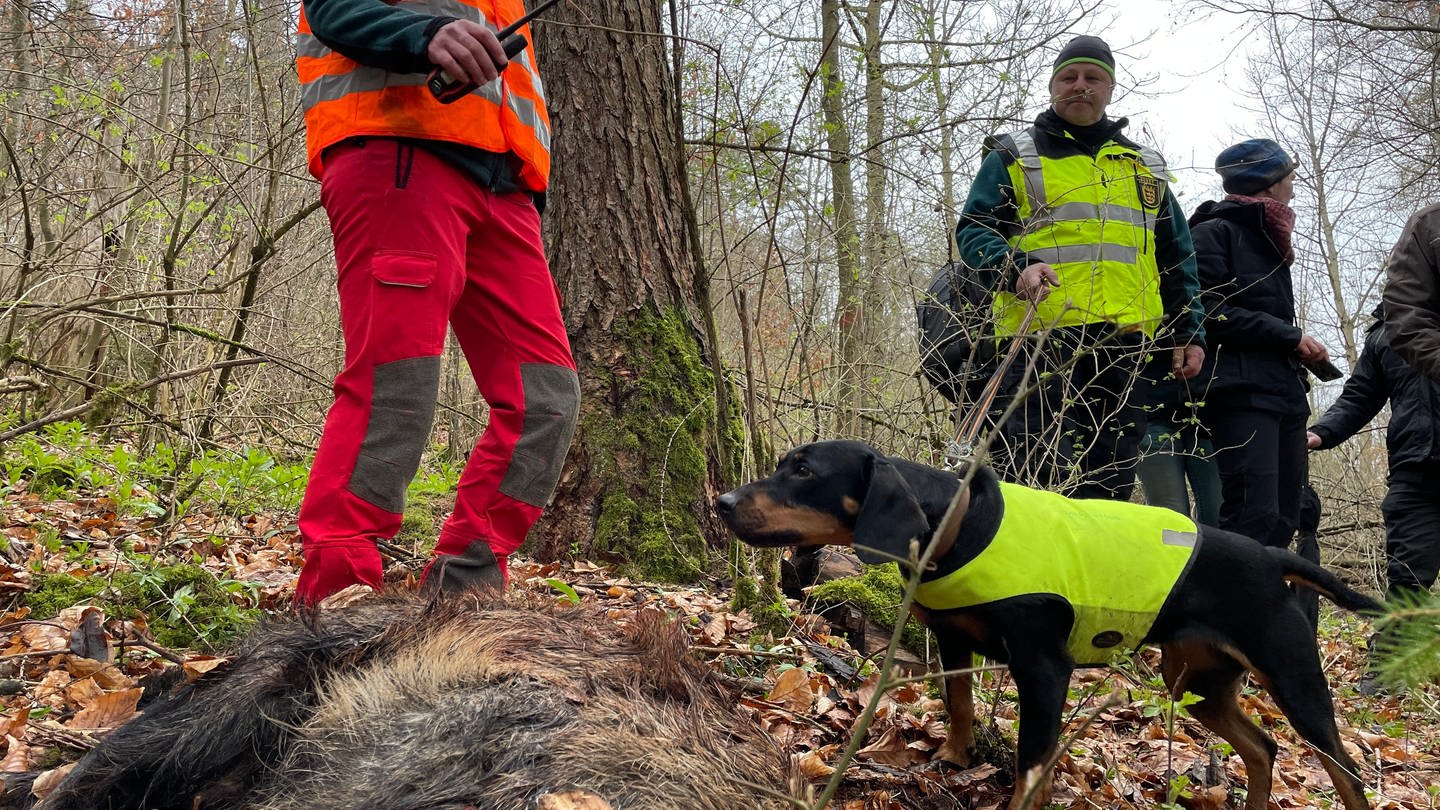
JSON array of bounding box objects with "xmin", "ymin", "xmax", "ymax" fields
[{"xmin": 1136, "ymin": 175, "xmax": 1163, "ymax": 210}]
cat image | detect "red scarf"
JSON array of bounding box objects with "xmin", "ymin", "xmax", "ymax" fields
[{"xmin": 1225, "ymin": 193, "xmax": 1295, "ymax": 264}]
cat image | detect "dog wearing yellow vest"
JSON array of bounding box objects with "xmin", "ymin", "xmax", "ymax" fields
[{"xmin": 717, "ymin": 440, "xmax": 1379, "ymax": 810}]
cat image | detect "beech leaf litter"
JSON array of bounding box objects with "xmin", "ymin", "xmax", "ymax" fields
[{"xmin": 2, "ymin": 490, "xmax": 1437, "ymax": 808}]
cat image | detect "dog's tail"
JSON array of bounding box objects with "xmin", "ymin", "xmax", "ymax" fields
[{"xmin": 1268, "ymin": 548, "xmax": 1383, "ymax": 615}]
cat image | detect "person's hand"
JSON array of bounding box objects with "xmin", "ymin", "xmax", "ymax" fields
[
  {"xmin": 1306, "ymin": 431, "xmax": 1322, "ymax": 450},
  {"xmin": 428, "ymin": 20, "xmax": 508, "ymax": 88},
  {"xmin": 1172, "ymin": 344, "xmax": 1205, "ymax": 380},
  {"xmin": 1296, "ymin": 334, "xmax": 1329, "ymax": 363},
  {"xmin": 1015, "ymin": 262, "xmax": 1059, "ymax": 302}
]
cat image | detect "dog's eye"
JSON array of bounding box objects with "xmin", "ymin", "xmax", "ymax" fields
[{"xmin": 793, "ymin": 463, "xmax": 812, "ymax": 478}]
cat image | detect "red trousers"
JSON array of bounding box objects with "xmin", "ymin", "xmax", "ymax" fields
[{"xmin": 295, "ymin": 139, "xmax": 577, "ymax": 605}]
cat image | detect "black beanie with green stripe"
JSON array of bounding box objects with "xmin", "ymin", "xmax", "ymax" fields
[{"xmin": 1053, "ymin": 35, "xmax": 1115, "ymax": 78}]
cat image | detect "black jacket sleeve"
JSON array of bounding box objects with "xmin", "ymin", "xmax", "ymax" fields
[
  {"xmin": 1308, "ymin": 329, "xmax": 1391, "ymax": 448},
  {"xmin": 1384, "ymin": 206, "xmax": 1440, "ymax": 382}
]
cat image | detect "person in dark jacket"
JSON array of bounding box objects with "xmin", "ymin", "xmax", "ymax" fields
[
  {"xmin": 1190, "ymin": 139, "xmax": 1332, "ymax": 554},
  {"xmin": 1383, "ymin": 203, "xmax": 1440, "ymax": 383},
  {"xmin": 1308, "ymin": 304, "xmax": 1440, "ymax": 603}
]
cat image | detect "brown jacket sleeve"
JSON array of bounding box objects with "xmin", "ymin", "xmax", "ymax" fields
[{"xmin": 1384, "ymin": 204, "xmax": 1440, "ymax": 383}]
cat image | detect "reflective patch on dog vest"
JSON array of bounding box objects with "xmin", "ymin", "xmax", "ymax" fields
[{"xmin": 1163, "ymin": 528, "xmax": 1198, "ymax": 548}]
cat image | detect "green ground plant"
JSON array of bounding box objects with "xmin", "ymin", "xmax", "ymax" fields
[
  {"xmin": 25, "ymin": 562, "xmax": 259, "ymax": 651},
  {"xmin": 1, "ymin": 423, "xmax": 470, "ymax": 651},
  {"xmin": 0, "ymin": 421, "xmax": 309, "ymax": 519}
]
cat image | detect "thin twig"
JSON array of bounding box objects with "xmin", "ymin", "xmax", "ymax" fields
[
  {"xmin": 120, "ymin": 634, "xmax": 186, "ymax": 665},
  {"xmin": 0, "ymin": 649, "xmax": 70, "ymax": 662}
]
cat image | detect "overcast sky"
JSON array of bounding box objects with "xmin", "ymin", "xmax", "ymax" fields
[{"xmin": 1100, "ymin": 1, "xmax": 1268, "ymax": 205}]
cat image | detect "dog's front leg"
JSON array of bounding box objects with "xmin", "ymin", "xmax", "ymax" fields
[
  {"xmin": 1007, "ymin": 655, "xmax": 1071, "ymax": 810},
  {"xmin": 931, "ymin": 629, "xmax": 976, "ymax": 767}
]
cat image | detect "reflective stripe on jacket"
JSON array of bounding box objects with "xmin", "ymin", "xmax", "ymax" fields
[
  {"xmin": 296, "ymin": 0, "xmax": 551, "ymax": 190},
  {"xmin": 988, "ymin": 128, "xmax": 1169, "ymax": 337},
  {"xmin": 914, "ymin": 482, "xmax": 1200, "ymax": 664}
]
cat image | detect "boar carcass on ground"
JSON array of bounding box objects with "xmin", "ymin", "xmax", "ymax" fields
[{"xmin": 27, "ymin": 592, "xmax": 798, "ymax": 810}]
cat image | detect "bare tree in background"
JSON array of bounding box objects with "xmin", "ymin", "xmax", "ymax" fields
[
  {"xmin": 1, "ymin": 0, "xmax": 330, "ymax": 465},
  {"xmin": 1244, "ymin": 7, "xmax": 1396, "ymax": 367}
]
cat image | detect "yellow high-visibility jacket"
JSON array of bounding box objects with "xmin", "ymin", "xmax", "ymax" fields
[{"xmin": 988, "ymin": 128, "xmax": 1171, "ymax": 337}]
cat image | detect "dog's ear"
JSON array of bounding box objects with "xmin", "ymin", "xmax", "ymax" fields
[{"xmin": 853, "ymin": 457, "xmax": 931, "ymax": 566}]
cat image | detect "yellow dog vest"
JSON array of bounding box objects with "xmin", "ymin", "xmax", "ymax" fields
[{"xmin": 915, "ymin": 482, "xmax": 1199, "ymax": 665}]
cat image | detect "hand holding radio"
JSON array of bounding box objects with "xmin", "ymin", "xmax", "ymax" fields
[
  {"xmin": 425, "ymin": 20, "xmax": 509, "ymax": 103},
  {"xmin": 426, "ymin": 0, "xmax": 563, "ymax": 104}
]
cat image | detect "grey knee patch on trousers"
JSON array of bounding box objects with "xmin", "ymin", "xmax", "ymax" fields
[
  {"xmin": 499, "ymin": 363, "xmax": 580, "ymax": 507},
  {"xmin": 349, "ymin": 356, "xmax": 441, "ymax": 513}
]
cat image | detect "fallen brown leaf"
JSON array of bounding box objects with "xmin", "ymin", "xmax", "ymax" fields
[
  {"xmin": 68, "ymin": 687, "xmax": 141, "ymax": 730},
  {"xmin": 182, "ymin": 656, "xmax": 229, "ymax": 682},
  {"xmin": 0, "ymin": 734, "xmax": 28, "ymax": 773},
  {"xmin": 63, "ymin": 657, "xmax": 134, "ymax": 691},
  {"xmin": 766, "ymin": 666, "xmax": 815, "ymax": 713},
  {"xmin": 29, "ymin": 763, "xmax": 74, "ymax": 800},
  {"xmin": 857, "ymin": 726, "xmax": 927, "ymax": 768},
  {"xmin": 0, "ymin": 709, "xmax": 27, "ymax": 741},
  {"xmin": 799, "ymin": 749, "xmax": 836, "ymax": 778}
]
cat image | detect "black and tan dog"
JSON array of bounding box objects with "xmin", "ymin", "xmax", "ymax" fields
[{"xmin": 717, "ymin": 440, "xmax": 1379, "ymax": 810}]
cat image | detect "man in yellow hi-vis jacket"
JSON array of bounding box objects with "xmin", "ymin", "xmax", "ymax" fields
[{"xmin": 955, "ymin": 35, "xmax": 1205, "ymax": 501}]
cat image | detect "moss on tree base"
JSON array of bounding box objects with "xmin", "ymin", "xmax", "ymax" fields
[
  {"xmin": 809, "ymin": 563, "xmax": 931, "ymax": 655},
  {"xmin": 537, "ymin": 305, "xmax": 748, "ymax": 585}
]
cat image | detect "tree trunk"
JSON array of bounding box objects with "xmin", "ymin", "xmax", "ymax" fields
[
  {"xmin": 821, "ymin": 0, "xmax": 864, "ymax": 437},
  {"xmin": 532, "ymin": 0, "xmax": 739, "ymax": 582},
  {"xmin": 859, "ymin": 0, "xmax": 887, "ymax": 443}
]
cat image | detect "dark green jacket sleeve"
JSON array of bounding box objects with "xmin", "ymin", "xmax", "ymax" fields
[
  {"xmin": 303, "ymin": 0, "xmax": 454, "ymax": 74},
  {"xmin": 954, "ymin": 150, "xmax": 1021, "ymax": 292},
  {"xmin": 1156, "ymin": 190, "xmax": 1205, "ymax": 348}
]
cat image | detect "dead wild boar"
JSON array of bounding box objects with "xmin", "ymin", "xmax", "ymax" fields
[{"xmin": 28, "ymin": 592, "xmax": 797, "ymax": 810}]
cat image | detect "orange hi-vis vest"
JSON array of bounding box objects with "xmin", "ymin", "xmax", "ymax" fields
[{"xmin": 296, "ymin": 0, "xmax": 552, "ymax": 191}]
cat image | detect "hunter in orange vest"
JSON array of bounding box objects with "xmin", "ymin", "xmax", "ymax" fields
[{"xmin": 293, "ymin": 0, "xmax": 579, "ymax": 606}]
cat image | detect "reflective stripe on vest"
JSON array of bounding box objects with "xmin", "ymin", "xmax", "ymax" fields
[
  {"xmin": 296, "ymin": 0, "xmax": 551, "ymax": 190},
  {"xmin": 990, "ymin": 128, "xmax": 1169, "ymax": 337},
  {"xmin": 913, "ymin": 482, "xmax": 1199, "ymax": 665}
]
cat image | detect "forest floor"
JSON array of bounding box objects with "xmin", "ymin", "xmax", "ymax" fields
[{"xmin": 1, "ymin": 483, "xmax": 1438, "ymax": 809}]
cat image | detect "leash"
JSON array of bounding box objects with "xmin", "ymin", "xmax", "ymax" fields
[
  {"xmin": 929, "ymin": 301, "xmax": 1038, "ymax": 564},
  {"xmin": 944, "ymin": 302, "xmax": 1038, "ymax": 469}
]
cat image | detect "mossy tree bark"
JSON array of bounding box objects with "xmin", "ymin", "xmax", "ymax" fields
[{"xmin": 531, "ymin": 0, "xmax": 747, "ymax": 584}]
